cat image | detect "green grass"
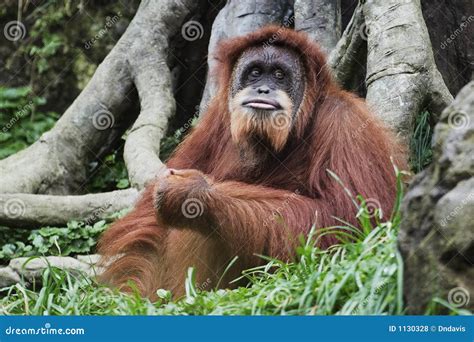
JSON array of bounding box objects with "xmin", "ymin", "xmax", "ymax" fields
[
  {"xmin": 410, "ymin": 110, "xmax": 433, "ymax": 173},
  {"xmin": 0, "ymin": 170, "xmax": 468, "ymax": 316},
  {"xmin": 0, "ymin": 222, "xmax": 402, "ymax": 315},
  {"xmin": 0, "ymin": 173, "xmax": 408, "ymax": 316}
]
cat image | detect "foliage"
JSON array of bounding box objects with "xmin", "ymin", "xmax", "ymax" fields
[
  {"xmin": 160, "ymin": 117, "xmax": 199, "ymax": 161},
  {"xmin": 0, "ymin": 211, "xmax": 128, "ymax": 263},
  {"xmin": 0, "ymin": 86, "xmax": 57, "ymax": 159},
  {"xmin": 1, "ymin": 1, "xmax": 139, "ymax": 113},
  {"xmin": 0, "ymin": 221, "xmax": 105, "ymax": 262},
  {"xmin": 410, "ymin": 111, "xmax": 433, "ymax": 173},
  {"xmin": 0, "ymin": 85, "xmax": 129, "ymax": 192},
  {"xmin": 0, "ymin": 222, "xmax": 403, "ymax": 315},
  {"xmin": 0, "ymin": 172, "xmax": 412, "ymax": 316},
  {"xmin": 426, "ymin": 298, "xmax": 473, "ymax": 316},
  {"xmin": 0, "ymin": 168, "xmax": 467, "ymax": 315},
  {"xmin": 160, "ymin": 132, "xmax": 183, "ymax": 161},
  {"xmin": 1, "ymin": 223, "xmax": 468, "ymax": 315},
  {"xmin": 22, "ymin": 1, "xmax": 96, "ymax": 81},
  {"xmin": 0, "ymin": 85, "xmax": 129, "ymax": 251},
  {"xmin": 159, "ymin": 223, "xmax": 403, "ymax": 315},
  {"xmin": 86, "ymin": 148, "xmax": 130, "ymax": 193}
]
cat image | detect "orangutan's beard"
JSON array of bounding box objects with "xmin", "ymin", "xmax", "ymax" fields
[{"xmin": 229, "ymin": 89, "xmax": 294, "ymax": 156}]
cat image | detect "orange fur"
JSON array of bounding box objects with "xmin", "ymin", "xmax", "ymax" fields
[
  {"xmin": 98, "ymin": 26, "xmax": 407, "ymax": 298},
  {"xmin": 230, "ymin": 88, "xmax": 294, "ymax": 152}
]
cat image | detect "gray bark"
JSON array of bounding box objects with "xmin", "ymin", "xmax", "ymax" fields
[
  {"xmin": 363, "ymin": 0, "xmax": 453, "ymax": 141},
  {"xmin": 198, "ymin": 0, "xmax": 293, "ymax": 115},
  {"xmin": 295, "ymin": 0, "xmax": 342, "ymax": 53},
  {"xmin": 0, "ymin": 0, "xmax": 469, "ymax": 230},
  {"xmin": 0, "ymin": 46, "xmax": 133, "ymax": 195},
  {"xmin": 0, "ymin": 0, "xmax": 198, "ymax": 194},
  {"xmin": 421, "ymin": 0, "xmax": 474, "ymax": 96},
  {"xmin": 0, "ymin": 0, "xmax": 199, "ymax": 225},
  {"xmin": 123, "ymin": 0, "xmax": 200, "ymax": 189},
  {"xmin": 0, "ymin": 189, "xmax": 138, "ymax": 228},
  {"xmin": 328, "ymin": 2, "xmax": 365, "ymax": 88}
]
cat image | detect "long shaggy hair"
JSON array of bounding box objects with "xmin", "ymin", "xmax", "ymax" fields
[{"xmin": 98, "ymin": 26, "xmax": 407, "ymax": 298}]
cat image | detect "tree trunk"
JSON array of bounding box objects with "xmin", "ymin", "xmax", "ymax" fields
[
  {"xmin": 421, "ymin": 0, "xmax": 474, "ymax": 96},
  {"xmin": 295, "ymin": 0, "xmax": 342, "ymax": 53},
  {"xmin": 0, "ymin": 0, "xmax": 468, "ymax": 243},
  {"xmin": 363, "ymin": 0, "xmax": 452, "ymax": 141},
  {"xmin": 198, "ymin": 0, "xmax": 293, "ymax": 114},
  {"xmin": 0, "ymin": 0, "xmax": 202, "ymax": 225}
]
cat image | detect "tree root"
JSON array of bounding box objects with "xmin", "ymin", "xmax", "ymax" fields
[
  {"xmin": 0, "ymin": 189, "xmax": 138, "ymax": 228},
  {"xmin": 0, "ymin": 0, "xmax": 198, "ymax": 226},
  {"xmin": 0, "ymin": 0, "xmax": 458, "ymax": 228}
]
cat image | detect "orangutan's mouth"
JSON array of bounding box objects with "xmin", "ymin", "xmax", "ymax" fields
[{"xmin": 242, "ymin": 98, "xmax": 282, "ymax": 110}]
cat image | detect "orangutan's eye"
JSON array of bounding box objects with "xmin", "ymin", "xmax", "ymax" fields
[
  {"xmin": 274, "ymin": 69, "xmax": 285, "ymax": 80},
  {"xmin": 250, "ymin": 67, "xmax": 262, "ymax": 77}
]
